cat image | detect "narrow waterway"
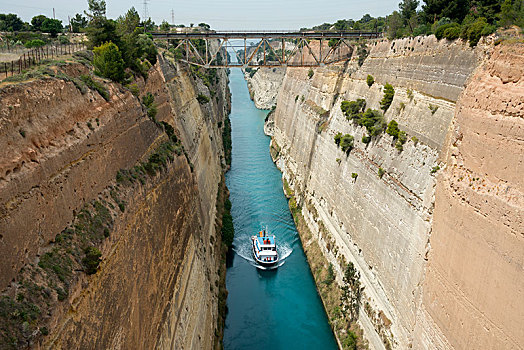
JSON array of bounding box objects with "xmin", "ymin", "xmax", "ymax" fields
[{"xmin": 224, "ymin": 68, "xmax": 338, "ymax": 349}]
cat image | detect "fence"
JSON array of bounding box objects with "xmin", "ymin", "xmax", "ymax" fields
[{"xmin": 1, "ymin": 43, "xmax": 87, "ymax": 79}]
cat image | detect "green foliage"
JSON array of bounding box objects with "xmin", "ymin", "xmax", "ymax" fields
[
  {"xmin": 324, "ymin": 263, "xmax": 335, "ymax": 285},
  {"xmin": 366, "ymin": 74, "xmax": 374, "ymax": 87},
  {"xmin": 499, "ymin": 0, "xmax": 524, "ymax": 28},
  {"xmin": 160, "ymin": 20, "xmax": 170, "ymax": 31},
  {"xmin": 341, "ymin": 262, "xmax": 361, "ymax": 322},
  {"xmin": 362, "ymin": 135, "xmax": 371, "ymax": 144},
  {"xmin": 341, "ymin": 99, "xmax": 366, "ymax": 120},
  {"xmin": 386, "ymin": 119, "xmax": 400, "ymax": 138},
  {"xmin": 334, "ymin": 132, "xmax": 343, "ymax": 146},
  {"xmin": 431, "ymin": 165, "xmax": 441, "ymax": 174},
  {"xmin": 411, "ymin": 136, "xmax": 419, "ymax": 145},
  {"xmin": 351, "ymin": 172, "xmax": 358, "ymax": 180},
  {"xmin": 340, "ymin": 134, "xmax": 354, "ymax": 153},
  {"xmin": 41, "ymin": 18, "xmax": 63, "ymax": 37},
  {"xmin": 395, "ymin": 130, "xmax": 407, "ymax": 151},
  {"xmin": 197, "ymin": 93, "xmax": 210, "ymax": 104},
  {"xmin": 308, "ymin": 68, "xmax": 314, "ymax": 79},
  {"xmin": 93, "ymin": 41, "xmax": 125, "ymax": 82},
  {"xmin": 429, "ymin": 104, "xmax": 439, "ymax": 114},
  {"xmin": 82, "ymin": 247, "xmax": 102, "ymax": 275},
  {"xmin": 357, "ymin": 44, "xmax": 368, "ymax": 66},
  {"xmin": 0, "ymin": 13, "xmax": 25, "ymax": 31},
  {"xmin": 361, "ymin": 109, "xmax": 387, "ymax": 136},
  {"xmin": 24, "ymin": 39, "xmax": 45, "ymax": 48},
  {"xmin": 38, "ymin": 248, "xmax": 72, "ymax": 283},
  {"xmin": 221, "ymin": 198, "xmax": 234, "ymax": 247},
  {"xmin": 31, "ymin": 15, "xmax": 47, "ymax": 31},
  {"xmin": 222, "ymin": 116, "xmax": 232, "ymax": 166},
  {"xmin": 378, "ymin": 167, "xmax": 385, "ymax": 178},
  {"xmin": 406, "ymin": 88, "xmax": 414, "ymax": 100},
  {"xmin": 461, "ymin": 17, "xmax": 495, "ymax": 47},
  {"xmin": 342, "ymin": 331, "xmax": 358, "ymax": 350},
  {"xmin": 71, "ymin": 13, "xmax": 88, "ymax": 33},
  {"xmin": 380, "ymin": 83, "xmax": 395, "ymax": 112},
  {"xmin": 435, "ymin": 22, "xmax": 460, "ymax": 39},
  {"xmin": 80, "ymin": 74, "xmax": 110, "ymax": 101}
]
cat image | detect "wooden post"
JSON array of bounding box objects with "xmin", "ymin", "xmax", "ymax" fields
[{"xmin": 4, "ymin": 63, "xmax": 7, "ymax": 78}]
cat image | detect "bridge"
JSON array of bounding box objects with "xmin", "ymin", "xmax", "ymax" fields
[{"xmin": 151, "ymin": 31, "xmax": 381, "ymax": 68}]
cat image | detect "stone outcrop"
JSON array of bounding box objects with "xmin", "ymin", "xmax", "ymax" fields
[
  {"xmin": 0, "ymin": 51, "xmax": 231, "ymax": 349},
  {"xmin": 255, "ymin": 35, "xmax": 522, "ymax": 349},
  {"xmin": 244, "ymin": 67, "xmax": 285, "ymax": 109}
]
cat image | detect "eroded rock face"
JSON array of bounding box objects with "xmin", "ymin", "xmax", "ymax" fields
[
  {"xmin": 0, "ymin": 54, "xmax": 231, "ymax": 349},
  {"xmin": 244, "ymin": 67, "xmax": 285, "ymax": 109},
  {"xmin": 258, "ymin": 35, "xmax": 522, "ymax": 349},
  {"xmin": 419, "ymin": 43, "xmax": 524, "ymax": 350}
]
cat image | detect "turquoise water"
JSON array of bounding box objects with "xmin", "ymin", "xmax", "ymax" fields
[{"xmin": 224, "ymin": 68, "xmax": 338, "ymax": 350}]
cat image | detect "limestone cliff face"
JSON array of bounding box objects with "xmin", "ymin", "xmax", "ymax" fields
[
  {"xmin": 244, "ymin": 67, "xmax": 285, "ymax": 109},
  {"xmin": 257, "ymin": 35, "xmax": 521, "ymax": 349},
  {"xmin": 0, "ymin": 53, "xmax": 230, "ymax": 349},
  {"xmin": 419, "ymin": 43, "xmax": 524, "ymax": 350}
]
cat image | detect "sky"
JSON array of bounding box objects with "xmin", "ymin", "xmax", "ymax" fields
[{"xmin": 0, "ymin": 0, "xmax": 398, "ymax": 30}]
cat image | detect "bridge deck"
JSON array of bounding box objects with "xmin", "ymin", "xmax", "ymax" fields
[{"xmin": 151, "ymin": 31, "xmax": 380, "ymax": 39}]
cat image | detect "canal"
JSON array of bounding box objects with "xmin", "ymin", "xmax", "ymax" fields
[{"xmin": 223, "ymin": 67, "xmax": 338, "ymax": 349}]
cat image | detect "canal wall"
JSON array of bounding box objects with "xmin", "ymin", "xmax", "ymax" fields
[
  {"xmin": 259, "ymin": 35, "xmax": 523, "ymax": 349},
  {"xmin": 0, "ymin": 50, "xmax": 231, "ymax": 348}
]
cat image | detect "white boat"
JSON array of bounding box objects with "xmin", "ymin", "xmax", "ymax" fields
[{"xmin": 251, "ymin": 229, "xmax": 279, "ymax": 267}]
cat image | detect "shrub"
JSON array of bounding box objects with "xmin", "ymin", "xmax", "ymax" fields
[
  {"xmin": 82, "ymin": 246, "xmax": 102, "ymax": 275},
  {"xmin": 378, "ymin": 167, "xmax": 385, "ymax": 178},
  {"xmin": 308, "ymin": 68, "xmax": 314, "ymax": 79},
  {"xmin": 197, "ymin": 93, "xmax": 210, "ymax": 104},
  {"xmin": 406, "ymin": 88, "xmax": 413, "ymax": 100},
  {"xmin": 411, "ymin": 136, "xmax": 419, "ymax": 145},
  {"xmin": 461, "ymin": 17, "xmax": 493, "ymax": 47},
  {"xmin": 429, "ymin": 104, "xmax": 439, "ymax": 114},
  {"xmin": 142, "ymin": 92, "xmax": 154, "ymax": 108},
  {"xmin": 386, "ymin": 120, "xmax": 400, "ymax": 138},
  {"xmin": 24, "ymin": 39, "xmax": 45, "ymax": 48},
  {"xmin": 443, "ymin": 26, "xmax": 461, "ymax": 40},
  {"xmin": 324, "ymin": 263, "xmax": 335, "ymax": 285},
  {"xmin": 340, "ymin": 134, "xmax": 354, "ymax": 153},
  {"xmin": 351, "ymin": 172, "xmax": 358, "ymax": 180},
  {"xmin": 359, "ymin": 109, "xmax": 386, "ymax": 136},
  {"xmin": 93, "ymin": 41, "xmax": 125, "ymax": 82},
  {"xmin": 396, "ymin": 131, "xmax": 407, "ymax": 151},
  {"xmin": 340, "ymin": 99, "xmax": 366, "ymax": 120},
  {"xmin": 361, "ymin": 135, "xmax": 371, "ymax": 144},
  {"xmin": 334, "ymin": 132, "xmax": 343, "ymax": 146},
  {"xmin": 435, "ymin": 22, "xmax": 460, "ymax": 40},
  {"xmin": 127, "ymin": 83, "xmax": 139, "ymax": 96},
  {"xmin": 431, "ymin": 165, "xmax": 440, "ymax": 174},
  {"xmin": 221, "ymin": 198, "xmax": 234, "ymax": 247},
  {"xmin": 80, "ymin": 74, "xmax": 110, "ymax": 101},
  {"xmin": 366, "ymin": 74, "xmax": 374, "ymax": 87},
  {"xmin": 380, "ymin": 83, "xmax": 394, "ymax": 112},
  {"xmin": 342, "ymin": 331, "xmax": 358, "ymax": 350}
]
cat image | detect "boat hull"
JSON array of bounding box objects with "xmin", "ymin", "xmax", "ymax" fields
[{"xmin": 251, "ymin": 236, "xmax": 279, "ymax": 267}]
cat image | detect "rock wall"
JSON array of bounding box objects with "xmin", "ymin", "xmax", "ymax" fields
[
  {"xmin": 417, "ymin": 43, "xmax": 524, "ymax": 350},
  {"xmin": 244, "ymin": 67, "xmax": 285, "ymax": 109},
  {"xmin": 259, "ymin": 35, "xmax": 521, "ymax": 349},
  {"xmin": 0, "ymin": 52, "xmax": 231, "ymax": 349}
]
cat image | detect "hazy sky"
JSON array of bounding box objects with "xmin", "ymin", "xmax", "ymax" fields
[{"xmin": 0, "ymin": 0, "xmax": 397, "ymax": 30}]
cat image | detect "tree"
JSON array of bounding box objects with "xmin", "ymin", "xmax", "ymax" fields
[
  {"xmin": 386, "ymin": 120, "xmax": 400, "ymax": 138},
  {"xmin": 160, "ymin": 20, "xmax": 170, "ymax": 31},
  {"xmin": 366, "ymin": 74, "xmax": 374, "ymax": 87},
  {"xmin": 41, "ymin": 18, "xmax": 63, "ymax": 37},
  {"xmin": 399, "ymin": 0, "xmax": 419, "ymax": 24},
  {"xmin": 31, "ymin": 15, "xmax": 48, "ymax": 31},
  {"xmin": 93, "ymin": 41, "xmax": 125, "ymax": 82},
  {"xmin": 340, "ymin": 134, "xmax": 354, "ymax": 153},
  {"xmin": 387, "ymin": 11, "xmax": 404, "ymax": 39},
  {"xmin": 340, "ymin": 262, "xmax": 361, "ymax": 322},
  {"xmin": 380, "ymin": 83, "xmax": 395, "ymax": 112},
  {"xmin": 86, "ymin": 18, "xmax": 118, "ymax": 48},
  {"xmin": 71, "ymin": 13, "xmax": 88, "ymax": 32},
  {"xmin": 422, "ymin": 0, "xmax": 471, "ymax": 22},
  {"xmin": 0, "ymin": 13, "xmax": 25, "ymax": 31},
  {"xmin": 86, "ymin": 0, "xmax": 107, "ymax": 20}
]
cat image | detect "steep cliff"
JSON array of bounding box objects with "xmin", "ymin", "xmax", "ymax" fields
[
  {"xmin": 256, "ymin": 35, "xmax": 522, "ymax": 349},
  {"xmin": 244, "ymin": 67, "xmax": 285, "ymax": 109},
  {"xmin": 0, "ymin": 51, "xmax": 231, "ymax": 349}
]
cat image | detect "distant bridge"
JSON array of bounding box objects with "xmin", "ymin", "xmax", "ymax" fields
[{"xmin": 151, "ymin": 31, "xmax": 381, "ymax": 68}]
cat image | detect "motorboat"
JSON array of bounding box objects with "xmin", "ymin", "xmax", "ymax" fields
[{"xmin": 251, "ymin": 229, "xmax": 279, "ymax": 267}]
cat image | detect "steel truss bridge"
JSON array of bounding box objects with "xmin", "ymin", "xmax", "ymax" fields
[{"xmin": 151, "ymin": 31, "xmax": 381, "ymax": 68}]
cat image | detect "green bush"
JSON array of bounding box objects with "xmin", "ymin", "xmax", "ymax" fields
[
  {"xmin": 93, "ymin": 41, "xmax": 125, "ymax": 83},
  {"xmin": 386, "ymin": 120, "xmax": 400, "ymax": 138},
  {"xmin": 435, "ymin": 22, "xmax": 460, "ymax": 39},
  {"xmin": 308, "ymin": 68, "xmax": 314, "ymax": 79},
  {"xmin": 334, "ymin": 132, "xmax": 343, "ymax": 146},
  {"xmin": 24, "ymin": 39, "xmax": 45, "ymax": 48},
  {"xmin": 443, "ymin": 26, "xmax": 461, "ymax": 40},
  {"xmin": 351, "ymin": 172, "xmax": 358, "ymax": 180},
  {"xmin": 82, "ymin": 246, "xmax": 102, "ymax": 275},
  {"xmin": 341, "ymin": 99, "xmax": 366, "ymax": 120},
  {"xmin": 340, "ymin": 134, "xmax": 354, "ymax": 153},
  {"xmin": 359, "ymin": 109, "xmax": 386, "ymax": 136},
  {"xmin": 324, "ymin": 263, "xmax": 335, "ymax": 285},
  {"xmin": 197, "ymin": 93, "xmax": 210, "ymax": 104},
  {"xmin": 366, "ymin": 74, "xmax": 374, "ymax": 87},
  {"xmin": 80, "ymin": 74, "xmax": 110, "ymax": 101},
  {"xmin": 461, "ymin": 17, "xmax": 493, "ymax": 47},
  {"xmin": 362, "ymin": 135, "xmax": 371, "ymax": 144},
  {"xmin": 378, "ymin": 167, "xmax": 385, "ymax": 178},
  {"xmin": 221, "ymin": 198, "xmax": 234, "ymax": 247},
  {"xmin": 342, "ymin": 331, "xmax": 358, "ymax": 350},
  {"xmin": 429, "ymin": 104, "xmax": 439, "ymax": 114},
  {"xmin": 396, "ymin": 131, "xmax": 407, "ymax": 151},
  {"xmin": 380, "ymin": 83, "xmax": 394, "ymax": 112}
]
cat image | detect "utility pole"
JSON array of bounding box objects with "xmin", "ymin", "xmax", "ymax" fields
[
  {"xmin": 53, "ymin": 8, "xmax": 55, "ymax": 19},
  {"xmin": 143, "ymin": 0, "xmax": 150, "ymax": 33},
  {"xmin": 171, "ymin": 9, "xmax": 174, "ymax": 25}
]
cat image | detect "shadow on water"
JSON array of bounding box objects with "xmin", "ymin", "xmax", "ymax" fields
[{"xmin": 223, "ymin": 66, "xmax": 338, "ymax": 350}]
